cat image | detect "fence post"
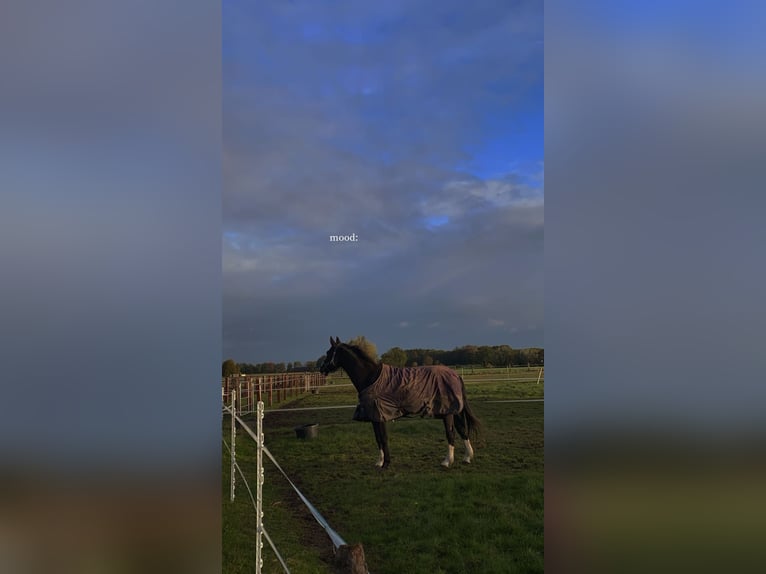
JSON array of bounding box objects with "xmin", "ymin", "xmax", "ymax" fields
[
  {"xmin": 230, "ymin": 389, "xmax": 236, "ymax": 502},
  {"xmin": 255, "ymin": 400, "xmax": 265, "ymax": 573},
  {"xmin": 536, "ymin": 368, "xmax": 543, "ymax": 384}
]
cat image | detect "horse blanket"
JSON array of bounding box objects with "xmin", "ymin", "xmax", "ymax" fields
[{"xmin": 353, "ymin": 364, "xmax": 465, "ymax": 422}]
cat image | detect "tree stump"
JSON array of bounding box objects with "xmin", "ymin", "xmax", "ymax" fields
[{"xmin": 335, "ymin": 543, "xmax": 367, "ymax": 574}]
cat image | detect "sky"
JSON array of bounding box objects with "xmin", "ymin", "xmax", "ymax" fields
[{"xmin": 223, "ymin": 0, "xmax": 543, "ymax": 364}]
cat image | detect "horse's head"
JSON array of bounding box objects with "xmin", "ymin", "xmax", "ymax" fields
[{"xmin": 319, "ymin": 336, "xmax": 343, "ymax": 376}]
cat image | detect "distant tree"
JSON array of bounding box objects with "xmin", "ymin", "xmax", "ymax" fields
[
  {"xmin": 222, "ymin": 359, "xmax": 239, "ymax": 377},
  {"xmin": 451, "ymin": 345, "xmax": 479, "ymax": 366},
  {"xmin": 442, "ymin": 347, "xmax": 458, "ymax": 365},
  {"xmin": 275, "ymin": 362, "xmax": 286, "ymax": 373},
  {"xmin": 381, "ymin": 347, "xmax": 407, "ymax": 367},
  {"xmin": 409, "ymin": 361, "xmax": 418, "ymax": 367},
  {"xmin": 244, "ymin": 363, "xmax": 257, "ymax": 374},
  {"xmin": 423, "ymin": 355, "xmax": 434, "ymax": 366},
  {"xmin": 495, "ymin": 345, "xmax": 514, "ymax": 367},
  {"xmin": 347, "ymin": 335, "xmax": 379, "ymax": 362},
  {"xmin": 286, "ymin": 362, "xmax": 293, "ymax": 371}
]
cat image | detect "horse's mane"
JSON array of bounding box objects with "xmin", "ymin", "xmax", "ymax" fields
[{"xmin": 341, "ymin": 343, "xmax": 379, "ymax": 367}]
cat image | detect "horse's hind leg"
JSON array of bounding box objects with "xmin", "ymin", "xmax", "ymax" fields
[
  {"xmin": 372, "ymin": 421, "xmax": 390, "ymax": 469},
  {"xmin": 441, "ymin": 415, "xmax": 456, "ymax": 468},
  {"xmin": 454, "ymin": 412, "xmax": 474, "ymax": 463}
]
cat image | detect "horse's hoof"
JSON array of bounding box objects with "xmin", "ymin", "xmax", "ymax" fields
[
  {"xmin": 462, "ymin": 458, "xmax": 472, "ymax": 464},
  {"xmin": 441, "ymin": 460, "xmax": 452, "ymax": 468}
]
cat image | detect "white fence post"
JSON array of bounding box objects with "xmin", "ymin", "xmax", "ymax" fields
[
  {"xmin": 536, "ymin": 368, "xmax": 543, "ymax": 384},
  {"xmin": 230, "ymin": 389, "xmax": 236, "ymax": 502},
  {"xmin": 256, "ymin": 400, "xmax": 265, "ymax": 573}
]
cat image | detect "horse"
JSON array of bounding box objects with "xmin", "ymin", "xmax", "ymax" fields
[{"xmin": 319, "ymin": 337, "xmax": 481, "ymax": 469}]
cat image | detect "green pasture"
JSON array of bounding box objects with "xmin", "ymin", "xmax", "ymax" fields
[{"xmin": 223, "ymin": 372, "xmax": 543, "ymax": 573}]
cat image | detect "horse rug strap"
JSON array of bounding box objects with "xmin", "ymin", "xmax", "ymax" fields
[{"xmin": 353, "ymin": 364, "xmax": 465, "ymax": 422}]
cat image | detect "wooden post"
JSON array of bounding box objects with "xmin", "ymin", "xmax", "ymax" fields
[{"xmin": 335, "ymin": 543, "xmax": 368, "ymax": 574}]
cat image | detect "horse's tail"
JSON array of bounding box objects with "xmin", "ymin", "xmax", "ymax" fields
[{"xmin": 459, "ymin": 376, "xmax": 482, "ymax": 442}]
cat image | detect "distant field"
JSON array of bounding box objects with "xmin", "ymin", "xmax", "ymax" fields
[{"xmin": 223, "ymin": 369, "xmax": 543, "ymax": 574}]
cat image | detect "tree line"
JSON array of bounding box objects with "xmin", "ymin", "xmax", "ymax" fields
[
  {"xmin": 223, "ymin": 337, "xmax": 543, "ymax": 377},
  {"xmin": 380, "ymin": 344, "xmax": 543, "ymax": 369}
]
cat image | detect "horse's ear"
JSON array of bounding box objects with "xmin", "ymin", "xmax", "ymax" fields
[
  {"xmin": 330, "ymin": 336, "xmax": 336, "ymax": 347},
  {"xmin": 334, "ymin": 336, "xmax": 341, "ymax": 345}
]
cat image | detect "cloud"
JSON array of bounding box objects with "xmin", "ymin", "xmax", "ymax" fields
[{"xmin": 223, "ymin": 0, "xmax": 543, "ymax": 362}]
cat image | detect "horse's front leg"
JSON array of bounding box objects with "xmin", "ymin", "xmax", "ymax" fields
[{"xmin": 372, "ymin": 421, "xmax": 390, "ymax": 469}]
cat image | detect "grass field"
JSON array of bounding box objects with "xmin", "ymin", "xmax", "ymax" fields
[{"xmin": 223, "ymin": 372, "xmax": 543, "ymax": 574}]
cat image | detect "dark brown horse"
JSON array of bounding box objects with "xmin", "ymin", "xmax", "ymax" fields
[{"xmin": 319, "ymin": 337, "xmax": 481, "ymax": 469}]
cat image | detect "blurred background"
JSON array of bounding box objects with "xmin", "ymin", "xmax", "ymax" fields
[
  {"xmin": 1, "ymin": 1, "xmax": 221, "ymax": 572},
  {"xmin": 546, "ymin": 1, "xmax": 766, "ymax": 572}
]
